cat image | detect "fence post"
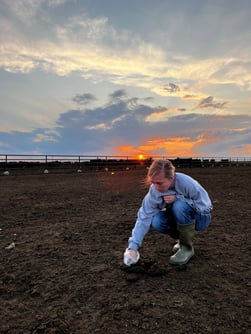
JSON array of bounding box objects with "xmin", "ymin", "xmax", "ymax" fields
[{"xmin": 78, "ymin": 156, "xmax": 81, "ymax": 171}]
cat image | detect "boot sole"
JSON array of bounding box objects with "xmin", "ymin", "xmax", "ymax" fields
[{"xmin": 169, "ymin": 252, "xmax": 194, "ymax": 266}]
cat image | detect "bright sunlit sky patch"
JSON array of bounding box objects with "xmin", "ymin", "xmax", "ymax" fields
[{"xmin": 0, "ymin": 0, "xmax": 251, "ymax": 157}]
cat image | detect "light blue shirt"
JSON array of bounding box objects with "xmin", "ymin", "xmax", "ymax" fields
[{"xmin": 128, "ymin": 172, "xmax": 212, "ymax": 250}]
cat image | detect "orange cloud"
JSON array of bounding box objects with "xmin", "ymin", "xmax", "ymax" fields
[
  {"xmin": 118, "ymin": 145, "xmax": 138, "ymax": 154},
  {"xmin": 114, "ymin": 130, "xmax": 231, "ymax": 158},
  {"xmin": 117, "ymin": 145, "xmax": 145, "ymax": 158},
  {"xmin": 115, "ymin": 136, "xmax": 205, "ymax": 158},
  {"xmin": 195, "ymin": 130, "xmax": 225, "ymax": 144},
  {"xmin": 231, "ymin": 144, "xmax": 251, "ymax": 156},
  {"xmin": 141, "ymin": 137, "xmax": 201, "ymax": 157}
]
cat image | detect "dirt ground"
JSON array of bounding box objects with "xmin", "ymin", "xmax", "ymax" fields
[{"xmin": 0, "ymin": 166, "xmax": 251, "ymax": 334}]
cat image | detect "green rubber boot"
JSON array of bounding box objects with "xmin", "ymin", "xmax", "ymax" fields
[{"xmin": 169, "ymin": 222, "xmax": 195, "ymax": 265}]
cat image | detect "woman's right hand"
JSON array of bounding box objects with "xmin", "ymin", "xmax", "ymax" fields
[{"xmin": 123, "ymin": 248, "xmax": 140, "ymax": 266}]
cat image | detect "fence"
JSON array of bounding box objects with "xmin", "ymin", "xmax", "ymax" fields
[{"xmin": 0, "ymin": 154, "xmax": 251, "ymax": 175}]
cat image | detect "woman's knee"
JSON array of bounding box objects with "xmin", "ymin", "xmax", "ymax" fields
[
  {"xmin": 172, "ymin": 200, "xmax": 194, "ymax": 225},
  {"xmin": 151, "ymin": 211, "xmax": 169, "ymax": 233},
  {"xmin": 172, "ymin": 200, "xmax": 188, "ymax": 212},
  {"xmin": 195, "ymin": 213, "xmax": 211, "ymax": 231}
]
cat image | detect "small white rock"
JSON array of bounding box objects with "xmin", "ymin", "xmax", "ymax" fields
[{"xmin": 5, "ymin": 242, "xmax": 15, "ymax": 250}]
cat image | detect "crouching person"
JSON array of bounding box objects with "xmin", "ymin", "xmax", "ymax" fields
[{"xmin": 123, "ymin": 159, "xmax": 212, "ymax": 266}]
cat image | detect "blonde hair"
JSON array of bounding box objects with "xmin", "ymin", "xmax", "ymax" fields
[{"xmin": 146, "ymin": 159, "xmax": 175, "ymax": 184}]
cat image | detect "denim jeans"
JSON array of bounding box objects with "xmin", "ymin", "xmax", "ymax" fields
[{"xmin": 151, "ymin": 199, "xmax": 211, "ymax": 236}]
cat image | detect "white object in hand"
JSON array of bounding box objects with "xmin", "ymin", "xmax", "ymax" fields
[{"xmin": 123, "ymin": 248, "xmax": 140, "ymax": 266}]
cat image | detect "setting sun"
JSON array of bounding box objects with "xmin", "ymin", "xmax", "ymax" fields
[{"xmin": 138, "ymin": 154, "xmax": 145, "ymax": 160}]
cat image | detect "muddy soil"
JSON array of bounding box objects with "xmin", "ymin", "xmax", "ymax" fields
[{"xmin": 0, "ymin": 167, "xmax": 250, "ymax": 333}]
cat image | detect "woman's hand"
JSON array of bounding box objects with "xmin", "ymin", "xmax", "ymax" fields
[
  {"xmin": 163, "ymin": 194, "xmax": 176, "ymax": 204},
  {"xmin": 123, "ymin": 248, "xmax": 140, "ymax": 266}
]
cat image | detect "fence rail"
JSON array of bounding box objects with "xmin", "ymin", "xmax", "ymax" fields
[{"xmin": 1, "ymin": 154, "xmax": 251, "ymax": 175}]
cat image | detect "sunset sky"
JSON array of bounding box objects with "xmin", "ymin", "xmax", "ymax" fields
[{"xmin": 1, "ymin": 0, "xmax": 251, "ymax": 158}]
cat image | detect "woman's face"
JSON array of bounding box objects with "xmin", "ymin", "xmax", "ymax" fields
[{"xmin": 150, "ymin": 171, "xmax": 173, "ymax": 193}]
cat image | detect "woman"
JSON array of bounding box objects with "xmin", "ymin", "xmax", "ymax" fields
[{"xmin": 124, "ymin": 159, "xmax": 212, "ymax": 266}]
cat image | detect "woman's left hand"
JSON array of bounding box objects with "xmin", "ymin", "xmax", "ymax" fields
[{"xmin": 163, "ymin": 195, "xmax": 176, "ymax": 204}]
